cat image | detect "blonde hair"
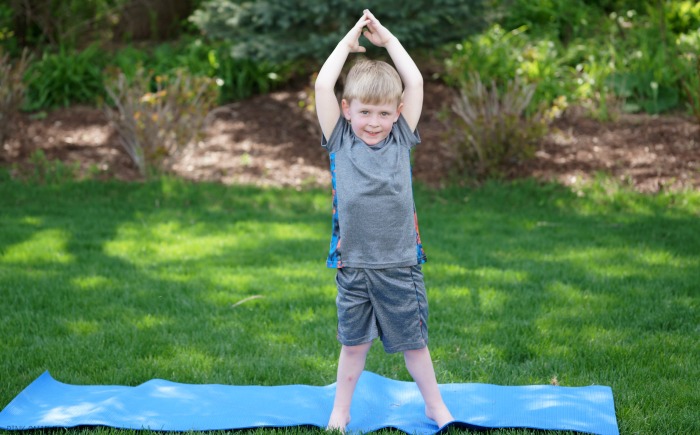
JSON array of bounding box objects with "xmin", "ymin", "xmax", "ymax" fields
[{"xmin": 342, "ymin": 59, "xmax": 403, "ymax": 106}]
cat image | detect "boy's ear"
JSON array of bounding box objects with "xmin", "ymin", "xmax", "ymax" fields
[
  {"xmin": 394, "ymin": 101, "xmax": 404, "ymax": 121},
  {"xmin": 341, "ymin": 99, "xmax": 351, "ymax": 121}
]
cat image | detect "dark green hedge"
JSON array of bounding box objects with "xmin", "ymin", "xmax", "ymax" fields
[{"xmin": 190, "ymin": 0, "xmax": 486, "ymax": 62}]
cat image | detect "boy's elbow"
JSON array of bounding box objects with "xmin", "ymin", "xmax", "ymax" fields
[
  {"xmin": 405, "ymin": 77, "xmax": 423, "ymax": 92},
  {"xmin": 315, "ymin": 78, "xmax": 335, "ymax": 94},
  {"xmin": 404, "ymin": 70, "xmax": 423, "ymax": 89}
]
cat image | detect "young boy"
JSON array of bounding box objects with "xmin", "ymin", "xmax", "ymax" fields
[{"xmin": 315, "ymin": 9, "xmax": 454, "ymax": 432}]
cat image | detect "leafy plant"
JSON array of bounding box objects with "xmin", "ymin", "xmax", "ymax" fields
[
  {"xmin": 665, "ymin": 0, "xmax": 700, "ymax": 34},
  {"xmin": 444, "ymin": 25, "xmax": 576, "ymax": 115},
  {"xmin": 112, "ymin": 39, "xmax": 289, "ymax": 104},
  {"xmin": 24, "ymin": 44, "xmax": 108, "ymax": 110},
  {"xmin": 212, "ymin": 46, "xmax": 290, "ymax": 103},
  {"xmin": 497, "ymin": 0, "xmax": 603, "ymax": 43},
  {"xmin": 676, "ymin": 31, "xmax": 700, "ymax": 124},
  {"xmin": 103, "ymin": 67, "xmax": 219, "ymax": 176},
  {"xmin": 189, "ymin": 0, "xmax": 485, "ymax": 63},
  {"xmin": 447, "ymin": 72, "xmax": 552, "ymax": 179},
  {"xmin": 604, "ymin": 8, "xmax": 680, "ymax": 114},
  {"xmin": 0, "ymin": 48, "xmax": 30, "ymax": 146},
  {"xmin": 11, "ymin": 149, "xmax": 81, "ymax": 184}
]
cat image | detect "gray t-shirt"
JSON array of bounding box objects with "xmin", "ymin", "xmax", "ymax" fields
[{"xmin": 321, "ymin": 115, "xmax": 427, "ymax": 269}]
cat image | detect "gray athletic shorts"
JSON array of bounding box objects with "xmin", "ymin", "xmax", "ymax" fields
[{"xmin": 335, "ymin": 265, "xmax": 429, "ymax": 353}]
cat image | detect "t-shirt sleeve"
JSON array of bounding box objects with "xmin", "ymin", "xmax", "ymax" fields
[
  {"xmin": 321, "ymin": 116, "xmax": 348, "ymax": 153},
  {"xmin": 393, "ymin": 114, "xmax": 421, "ymax": 149}
]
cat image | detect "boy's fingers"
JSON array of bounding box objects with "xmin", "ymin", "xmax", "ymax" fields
[
  {"xmin": 363, "ymin": 9, "xmax": 379, "ymax": 24},
  {"xmin": 355, "ymin": 16, "xmax": 370, "ymax": 28}
]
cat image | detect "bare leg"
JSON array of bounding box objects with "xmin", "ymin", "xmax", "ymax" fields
[
  {"xmin": 404, "ymin": 347, "xmax": 454, "ymax": 428},
  {"xmin": 327, "ymin": 342, "xmax": 373, "ymax": 432}
]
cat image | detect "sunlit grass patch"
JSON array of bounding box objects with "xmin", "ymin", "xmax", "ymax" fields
[{"xmin": 1, "ymin": 178, "xmax": 698, "ymax": 434}]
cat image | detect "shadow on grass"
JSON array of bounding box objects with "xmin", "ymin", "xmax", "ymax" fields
[
  {"xmin": 0, "ymin": 179, "xmax": 336, "ymax": 393},
  {"xmin": 1, "ymin": 178, "xmax": 698, "ymax": 433},
  {"xmin": 417, "ymin": 180, "xmax": 699, "ymax": 433}
]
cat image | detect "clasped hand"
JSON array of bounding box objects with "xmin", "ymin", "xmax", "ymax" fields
[{"xmin": 342, "ymin": 9, "xmax": 395, "ymax": 53}]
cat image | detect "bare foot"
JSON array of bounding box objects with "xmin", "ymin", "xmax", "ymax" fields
[
  {"xmin": 426, "ymin": 404, "xmax": 454, "ymax": 428},
  {"xmin": 326, "ymin": 411, "xmax": 350, "ymax": 433}
]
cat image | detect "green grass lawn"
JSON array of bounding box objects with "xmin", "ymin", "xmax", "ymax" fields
[{"xmin": 1, "ymin": 177, "xmax": 698, "ymax": 435}]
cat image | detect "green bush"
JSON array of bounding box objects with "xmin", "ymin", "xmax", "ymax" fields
[
  {"xmin": 450, "ymin": 2, "xmax": 695, "ymax": 117},
  {"xmin": 665, "ymin": 0, "xmax": 700, "ymax": 34},
  {"xmin": 189, "ymin": 0, "xmax": 485, "ymax": 62},
  {"xmin": 497, "ymin": 0, "xmax": 604, "ymax": 43},
  {"xmin": 112, "ymin": 39, "xmax": 290, "ymax": 104},
  {"xmin": 676, "ymin": 30, "xmax": 700, "ymax": 123},
  {"xmin": 444, "ymin": 25, "xmax": 576, "ymax": 114},
  {"xmin": 147, "ymin": 39, "xmax": 291, "ymax": 103},
  {"xmin": 604, "ymin": 9, "xmax": 681, "ymax": 114},
  {"xmin": 212, "ymin": 46, "xmax": 291, "ymax": 103},
  {"xmin": 24, "ymin": 44, "xmax": 108, "ymax": 110},
  {"xmin": 20, "ymin": 36, "xmax": 288, "ymax": 112},
  {"xmin": 103, "ymin": 67, "xmax": 219, "ymax": 176}
]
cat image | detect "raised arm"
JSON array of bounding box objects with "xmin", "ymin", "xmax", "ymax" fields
[
  {"xmin": 315, "ymin": 15, "xmax": 370, "ymax": 139},
  {"xmin": 362, "ymin": 9, "xmax": 423, "ymax": 131}
]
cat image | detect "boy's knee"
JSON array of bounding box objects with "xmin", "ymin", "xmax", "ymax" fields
[
  {"xmin": 403, "ymin": 346, "xmax": 430, "ymax": 361},
  {"xmin": 342, "ymin": 342, "xmax": 372, "ymax": 357}
]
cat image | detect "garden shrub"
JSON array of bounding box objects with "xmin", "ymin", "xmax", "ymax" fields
[
  {"xmin": 497, "ymin": 0, "xmax": 603, "ymax": 43},
  {"xmin": 154, "ymin": 39, "xmax": 291, "ymax": 103},
  {"xmin": 604, "ymin": 9, "xmax": 681, "ymax": 114},
  {"xmin": 112, "ymin": 39, "xmax": 290, "ymax": 104},
  {"xmin": 103, "ymin": 67, "xmax": 219, "ymax": 176},
  {"xmin": 212, "ymin": 47, "xmax": 290, "ymax": 103},
  {"xmin": 0, "ymin": 48, "xmax": 30, "ymax": 147},
  {"xmin": 448, "ymin": 2, "xmax": 699, "ymax": 118},
  {"xmin": 447, "ymin": 72, "xmax": 553, "ymax": 179},
  {"xmin": 444, "ymin": 24, "xmax": 576, "ymax": 114},
  {"xmin": 676, "ymin": 30, "xmax": 700, "ymax": 123},
  {"xmin": 189, "ymin": 0, "xmax": 485, "ymax": 63},
  {"xmin": 665, "ymin": 0, "xmax": 700, "ymax": 34},
  {"xmin": 24, "ymin": 44, "xmax": 107, "ymax": 110}
]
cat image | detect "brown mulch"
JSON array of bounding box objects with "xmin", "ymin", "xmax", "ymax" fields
[{"xmin": 3, "ymin": 81, "xmax": 699, "ymax": 193}]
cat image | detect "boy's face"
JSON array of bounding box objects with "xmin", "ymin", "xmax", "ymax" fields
[{"xmin": 341, "ymin": 99, "xmax": 403, "ymax": 146}]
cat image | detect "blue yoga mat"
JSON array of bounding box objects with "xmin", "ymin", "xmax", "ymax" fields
[{"xmin": 0, "ymin": 371, "xmax": 618, "ymax": 435}]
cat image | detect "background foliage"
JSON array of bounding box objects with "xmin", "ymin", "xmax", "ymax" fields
[
  {"xmin": 445, "ymin": 0, "xmax": 700, "ymax": 117},
  {"xmin": 1, "ymin": 0, "xmax": 700, "ymax": 179},
  {"xmin": 189, "ymin": 0, "xmax": 486, "ymax": 62},
  {"xmin": 3, "ymin": 0, "xmax": 698, "ymax": 116}
]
